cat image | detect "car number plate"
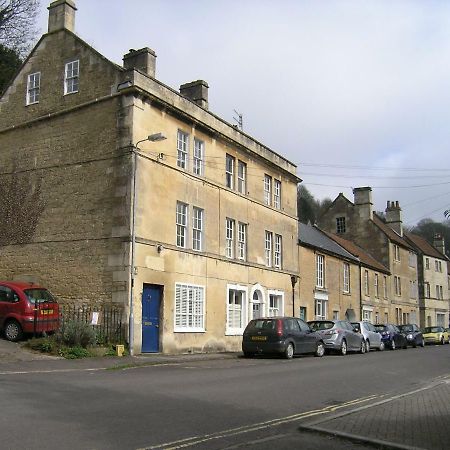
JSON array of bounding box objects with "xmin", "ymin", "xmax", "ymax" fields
[
  {"xmin": 41, "ymin": 309, "xmax": 53, "ymax": 315},
  {"xmin": 251, "ymin": 336, "xmax": 267, "ymax": 341}
]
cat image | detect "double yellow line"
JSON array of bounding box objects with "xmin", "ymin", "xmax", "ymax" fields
[{"xmin": 141, "ymin": 394, "xmax": 380, "ymax": 450}]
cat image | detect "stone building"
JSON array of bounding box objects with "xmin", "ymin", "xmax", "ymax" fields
[
  {"xmin": 317, "ymin": 187, "xmax": 419, "ymax": 324},
  {"xmin": 0, "ymin": 0, "xmax": 301, "ymax": 353},
  {"xmin": 324, "ymin": 231, "xmax": 391, "ymax": 324},
  {"xmin": 297, "ymin": 223, "xmax": 360, "ymax": 322},
  {"xmin": 404, "ymin": 233, "xmax": 449, "ymax": 328}
]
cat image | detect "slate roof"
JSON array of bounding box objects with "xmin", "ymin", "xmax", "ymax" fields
[
  {"xmin": 323, "ymin": 231, "xmax": 390, "ymax": 274},
  {"xmin": 404, "ymin": 233, "xmax": 447, "ymax": 259},
  {"xmin": 298, "ymin": 223, "xmax": 359, "ymax": 262}
]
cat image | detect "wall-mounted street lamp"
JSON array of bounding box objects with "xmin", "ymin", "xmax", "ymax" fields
[{"xmin": 129, "ymin": 133, "xmax": 167, "ymax": 356}]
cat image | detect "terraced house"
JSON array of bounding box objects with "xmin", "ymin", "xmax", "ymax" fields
[
  {"xmin": 0, "ymin": 0, "xmax": 300, "ymax": 354},
  {"xmin": 318, "ymin": 187, "xmax": 419, "ymax": 324},
  {"xmin": 404, "ymin": 233, "xmax": 449, "ymax": 328}
]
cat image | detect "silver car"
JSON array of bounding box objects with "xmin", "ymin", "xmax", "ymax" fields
[
  {"xmin": 351, "ymin": 321, "xmax": 385, "ymax": 352},
  {"xmin": 308, "ymin": 320, "xmax": 366, "ymax": 355}
]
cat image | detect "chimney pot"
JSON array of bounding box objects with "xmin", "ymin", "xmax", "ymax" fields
[
  {"xmin": 48, "ymin": 0, "xmax": 77, "ymax": 33},
  {"xmin": 385, "ymin": 200, "xmax": 403, "ymax": 236}
]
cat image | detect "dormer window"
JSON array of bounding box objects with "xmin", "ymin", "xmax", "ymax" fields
[
  {"xmin": 64, "ymin": 60, "xmax": 79, "ymax": 94},
  {"xmin": 26, "ymin": 72, "xmax": 41, "ymax": 105}
]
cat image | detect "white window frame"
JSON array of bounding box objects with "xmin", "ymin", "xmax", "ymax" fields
[
  {"xmin": 176, "ymin": 201, "xmax": 188, "ymax": 248},
  {"xmin": 226, "ymin": 284, "xmax": 248, "ymax": 335},
  {"xmin": 316, "ymin": 254, "xmax": 324, "ymax": 288},
  {"xmin": 192, "ymin": 207, "xmax": 203, "ymax": 251},
  {"xmin": 425, "ymin": 258, "xmax": 430, "ymax": 270},
  {"xmin": 174, "ymin": 283, "xmax": 205, "ymax": 332},
  {"xmin": 364, "ymin": 270, "xmax": 369, "ymax": 296},
  {"xmin": 362, "ymin": 307, "xmax": 373, "ymax": 322},
  {"xmin": 64, "ymin": 60, "xmax": 79, "ymax": 95},
  {"xmin": 394, "ymin": 276, "xmax": 401, "ymax": 296},
  {"xmin": 226, "ymin": 154, "xmax": 235, "ymax": 189},
  {"xmin": 274, "ymin": 234, "xmax": 282, "ymax": 268},
  {"xmin": 193, "ymin": 138, "xmax": 204, "ymax": 176},
  {"xmin": 265, "ymin": 231, "xmax": 273, "ymax": 267},
  {"xmin": 237, "ymin": 160, "xmax": 246, "ymax": 194},
  {"xmin": 264, "ymin": 174, "xmax": 272, "ymax": 206},
  {"xmin": 343, "ymin": 262, "xmax": 350, "ymax": 293},
  {"xmin": 250, "ymin": 289, "xmax": 264, "ymax": 320},
  {"xmin": 268, "ymin": 290, "xmax": 284, "ymax": 317},
  {"xmin": 424, "ymin": 282, "xmax": 430, "ymax": 298},
  {"xmin": 26, "ymin": 72, "xmax": 40, "ymax": 105},
  {"xmin": 274, "ymin": 179, "xmax": 281, "ymax": 209},
  {"xmin": 393, "ymin": 244, "xmax": 400, "ymax": 262},
  {"xmin": 374, "ymin": 273, "xmax": 379, "ymax": 297},
  {"xmin": 237, "ymin": 222, "xmax": 247, "ymax": 261},
  {"xmin": 225, "ymin": 218, "xmax": 235, "ymax": 258},
  {"xmin": 177, "ymin": 130, "xmax": 189, "ymax": 169},
  {"xmin": 383, "ymin": 275, "xmax": 388, "ymax": 298},
  {"xmin": 315, "ymin": 298, "xmax": 327, "ymax": 320}
]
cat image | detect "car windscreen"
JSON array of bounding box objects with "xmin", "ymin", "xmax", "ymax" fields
[
  {"xmin": 374, "ymin": 325, "xmax": 386, "ymax": 332},
  {"xmin": 423, "ymin": 327, "xmax": 440, "ymax": 333},
  {"xmin": 398, "ymin": 325, "xmax": 413, "ymax": 332},
  {"xmin": 308, "ymin": 321, "xmax": 334, "ymax": 331},
  {"xmin": 24, "ymin": 289, "xmax": 55, "ymax": 304},
  {"xmin": 246, "ymin": 319, "xmax": 276, "ymax": 331}
]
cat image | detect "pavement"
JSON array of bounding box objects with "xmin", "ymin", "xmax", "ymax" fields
[{"xmin": 1, "ymin": 339, "xmax": 449, "ymax": 450}]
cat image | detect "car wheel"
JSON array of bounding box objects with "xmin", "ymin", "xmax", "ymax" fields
[
  {"xmin": 339, "ymin": 339, "xmax": 347, "ymax": 356},
  {"xmin": 379, "ymin": 341, "xmax": 385, "ymax": 351},
  {"xmin": 284, "ymin": 342, "xmax": 294, "ymax": 359},
  {"xmin": 365, "ymin": 340, "xmax": 370, "ymax": 353},
  {"xmin": 390, "ymin": 339, "xmax": 396, "ymax": 350},
  {"xmin": 243, "ymin": 351, "xmax": 254, "ymax": 358},
  {"xmin": 4, "ymin": 320, "xmax": 23, "ymax": 342},
  {"xmin": 359, "ymin": 340, "xmax": 366, "ymax": 354},
  {"xmin": 315, "ymin": 341, "xmax": 325, "ymax": 357}
]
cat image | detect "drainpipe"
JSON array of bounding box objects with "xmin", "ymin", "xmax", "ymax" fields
[{"xmin": 359, "ymin": 264, "xmax": 363, "ymax": 320}]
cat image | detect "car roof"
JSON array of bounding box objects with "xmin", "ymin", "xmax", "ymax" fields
[{"xmin": 0, "ymin": 281, "xmax": 46, "ymax": 290}]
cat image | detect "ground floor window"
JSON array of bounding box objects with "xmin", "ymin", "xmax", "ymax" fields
[
  {"xmin": 299, "ymin": 306, "xmax": 307, "ymax": 321},
  {"xmin": 267, "ymin": 290, "xmax": 284, "ymax": 317},
  {"xmin": 436, "ymin": 313, "xmax": 445, "ymax": 327},
  {"xmin": 251, "ymin": 290, "xmax": 264, "ymax": 320},
  {"xmin": 226, "ymin": 285, "xmax": 247, "ymax": 335},
  {"xmin": 174, "ymin": 283, "xmax": 205, "ymax": 332},
  {"xmin": 315, "ymin": 299, "xmax": 327, "ymax": 320},
  {"xmin": 362, "ymin": 308, "xmax": 372, "ymax": 322},
  {"xmin": 332, "ymin": 310, "xmax": 339, "ymax": 320}
]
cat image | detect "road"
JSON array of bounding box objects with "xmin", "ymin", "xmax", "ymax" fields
[{"xmin": 0, "ymin": 345, "xmax": 449, "ymax": 450}]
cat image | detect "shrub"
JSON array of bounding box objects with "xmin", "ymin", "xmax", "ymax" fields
[
  {"xmin": 27, "ymin": 337, "xmax": 54, "ymax": 353},
  {"xmin": 58, "ymin": 346, "xmax": 91, "ymax": 359},
  {"xmin": 61, "ymin": 320, "xmax": 97, "ymax": 348}
]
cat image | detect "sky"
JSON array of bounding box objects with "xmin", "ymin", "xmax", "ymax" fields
[{"xmin": 36, "ymin": 0, "xmax": 450, "ymax": 226}]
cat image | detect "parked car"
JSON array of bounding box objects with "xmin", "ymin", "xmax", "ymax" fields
[
  {"xmin": 422, "ymin": 326, "xmax": 450, "ymax": 345},
  {"xmin": 398, "ymin": 324, "xmax": 425, "ymax": 348},
  {"xmin": 373, "ymin": 324, "xmax": 408, "ymax": 350},
  {"xmin": 351, "ymin": 321, "xmax": 385, "ymax": 352},
  {"xmin": 242, "ymin": 317, "xmax": 325, "ymax": 359},
  {"xmin": 0, "ymin": 281, "xmax": 59, "ymax": 341},
  {"xmin": 307, "ymin": 320, "xmax": 365, "ymax": 355}
]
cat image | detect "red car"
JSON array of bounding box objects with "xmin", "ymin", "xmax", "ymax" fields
[{"xmin": 0, "ymin": 281, "xmax": 59, "ymax": 341}]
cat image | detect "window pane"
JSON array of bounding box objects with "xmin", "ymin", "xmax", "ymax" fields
[{"xmin": 177, "ymin": 131, "xmax": 188, "ymax": 169}]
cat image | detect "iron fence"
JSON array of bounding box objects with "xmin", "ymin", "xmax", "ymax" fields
[{"xmin": 55, "ymin": 303, "xmax": 126, "ymax": 344}]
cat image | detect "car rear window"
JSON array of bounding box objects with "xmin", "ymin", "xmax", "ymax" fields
[
  {"xmin": 24, "ymin": 289, "xmax": 55, "ymax": 304},
  {"xmin": 423, "ymin": 327, "xmax": 441, "ymax": 333},
  {"xmin": 246, "ymin": 319, "xmax": 276, "ymax": 330},
  {"xmin": 374, "ymin": 325, "xmax": 386, "ymax": 332},
  {"xmin": 398, "ymin": 325, "xmax": 413, "ymax": 332},
  {"xmin": 308, "ymin": 321, "xmax": 334, "ymax": 331}
]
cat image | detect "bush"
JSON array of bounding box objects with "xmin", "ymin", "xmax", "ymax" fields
[
  {"xmin": 27, "ymin": 337, "xmax": 54, "ymax": 353},
  {"xmin": 58, "ymin": 346, "xmax": 91, "ymax": 359},
  {"xmin": 60, "ymin": 320, "xmax": 97, "ymax": 348}
]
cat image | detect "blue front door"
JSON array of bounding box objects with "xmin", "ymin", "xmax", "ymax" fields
[{"xmin": 142, "ymin": 285, "xmax": 161, "ymax": 353}]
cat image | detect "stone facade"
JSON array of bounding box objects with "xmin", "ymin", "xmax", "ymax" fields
[
  {"xmin": 0, "ymin": 1, "xmax": 300, "ymax": 354},
  {"xmin": 318, "ymin": 187, "xmax": 420, "ymax": 324}
]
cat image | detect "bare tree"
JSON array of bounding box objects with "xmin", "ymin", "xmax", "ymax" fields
[{"xmin": 0, "ymin": 0, "xmax": 40, "ymax": 57}]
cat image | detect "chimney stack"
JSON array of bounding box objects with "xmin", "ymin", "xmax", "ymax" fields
[
  {"xmin": 433, "ymin": 233, "xmax": 446, "ymax": 256},
  {"xmin": 385, "ymin": 200, "xmax": 403, "ymax": 236},
  {"xmin": 48, "ymin": 0, "xmax": 77, "ymax": 33},
  {"xmin": 123, "ymin": 48, "xmax": 157, "ymax": 78},
  {"xmin": 180, "ymin": 80, "xmax": 209, "ymax": 109},
  {"xmin": 353, "ymin": 187, "xmax": 373, "ymax": 220}
]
